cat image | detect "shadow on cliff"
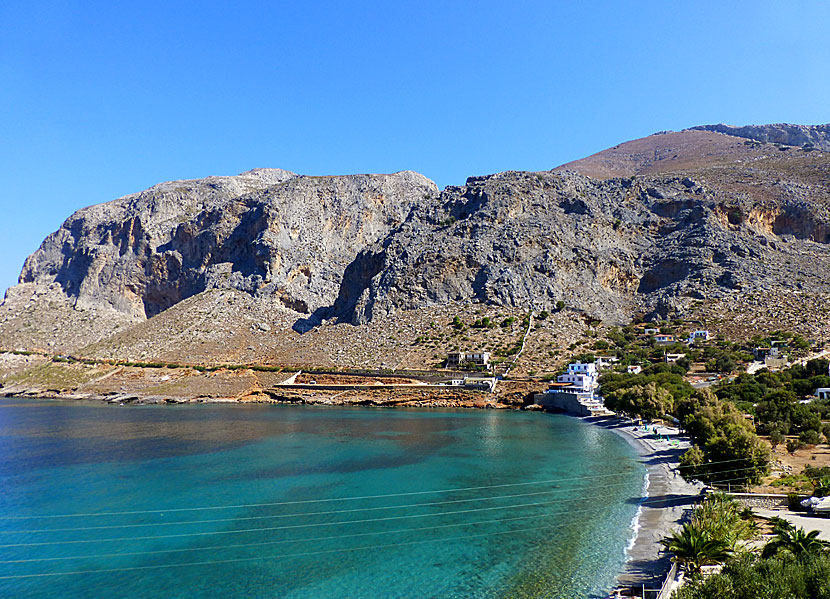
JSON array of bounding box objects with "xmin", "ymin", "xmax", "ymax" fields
[{"xmin": 292, "ymin": 249, "xmax": 386, "ymax": 334}]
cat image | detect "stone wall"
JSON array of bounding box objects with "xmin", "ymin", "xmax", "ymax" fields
[{"xmin": 724, "ymin": 492, "xmax": 789, "ymax": 510}]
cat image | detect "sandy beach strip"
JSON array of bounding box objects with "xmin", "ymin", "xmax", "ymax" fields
[{"xmin": 585, "ymin": 416, "xmax": 702, "ymax": 594}]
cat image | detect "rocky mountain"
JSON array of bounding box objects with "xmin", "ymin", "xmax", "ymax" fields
[
  {"xmin": 17, "ymin": 168, "xmax": 436, "ymax": 320},
  {"xmin": 689, "ymin": 123, "xmax": 830, "ymax": 150},
  {"xmin": 3, "ymin": 123, "xmax": 830, "ymax": 362}
]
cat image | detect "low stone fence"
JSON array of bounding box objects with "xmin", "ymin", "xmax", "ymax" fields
[{"xmin": 724, "ymin": 492, "xmax": 789, "ymax": 510}]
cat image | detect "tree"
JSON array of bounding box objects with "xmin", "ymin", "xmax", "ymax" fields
[
  {"xmin": 661, "ymin": 523, "xmax": 734, "ymax": 573},
  {"xmin": 688, "ymin": 493, "xmax": 757, "ymax": 550},
  {"xmin": 604, "ymin": 382, "xmax": 672, "ymax": 420},
  {"xmin": 799, "ymin": 429, "xmax": 821, "ymax": 446},
  {"xmin": 769, "ymin": 427, "xmax": 785, "ymax": 449},
  {"xmin": 674, "ymin": 552, "xmax": 830, "ymax": 599},
  {"xmin": 676, "ymin": 389, "xmax": 770, "ymax": 484},
  {"xmin": 761, "ymin": 526, "xmax": 830, "ymax": 558}
]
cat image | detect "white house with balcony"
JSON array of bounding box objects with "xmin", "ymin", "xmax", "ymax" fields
[
  {"xmin": 535, "ymin": 362, "xmax": 606, "ymax": 416},
  {"xmin": 556, "ymin": 362, "xmax": 599, "ymax": 393}
]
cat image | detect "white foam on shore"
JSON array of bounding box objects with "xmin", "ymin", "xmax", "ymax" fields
[{"xmin": 625, "ymin": 469, "xmax": 650, "ymax": 556}]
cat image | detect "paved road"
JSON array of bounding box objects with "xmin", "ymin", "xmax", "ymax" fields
[
  {"xmin": 755, "ymin": 508, "xmax": 830, "ymax": 540},
  {"xmin": 746, "ymin": 349, "xmax": 830, "ymax": 375}
]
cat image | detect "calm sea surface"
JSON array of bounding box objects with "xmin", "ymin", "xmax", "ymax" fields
[{"xmin": 0, "ymin": 398, "xmax": 645, "ymax": 599}]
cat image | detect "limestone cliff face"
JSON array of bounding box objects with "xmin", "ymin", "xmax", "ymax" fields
[
  {"xmin": 336, "ymin": 170, "xmax": 830, "ymax": 325},
  {"xmin": 18, "ymin": 169, "xmax": 437, "ymax": 319},
  {"xmin": 6, "ymin": 123, "xmax": 830, "ymax": 354}
]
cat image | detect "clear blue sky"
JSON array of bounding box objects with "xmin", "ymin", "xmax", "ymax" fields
[{"xmin": 1, "ymin": 0, "xmax": 828, "ymax": 295}]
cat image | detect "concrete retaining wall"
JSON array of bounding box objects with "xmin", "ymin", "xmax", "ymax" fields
[{"xmin": 533, "ymin": 392, "xmax": 593, "ymax": 416}]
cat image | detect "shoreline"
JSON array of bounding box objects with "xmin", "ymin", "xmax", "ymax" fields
[
  {"xmin": 1, "ymin": 392, "xmax": 699, "ymax": 595},
  {"xmin": 584, "ymin": 415, "xmax": 702, "ymax": 595}
]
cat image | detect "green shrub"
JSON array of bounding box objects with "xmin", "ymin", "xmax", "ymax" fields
[
  {"xmin": 786, "ymin": 439, "xmax": 806, "ymax": 454},
  {"xmin": 799, "ymin": 429, "xmax": 822, "ymax": 446}
]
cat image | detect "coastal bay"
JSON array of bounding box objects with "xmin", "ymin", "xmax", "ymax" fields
[{"xmin": 0, "ymin": 398, "xmax": 645, "ymax": 598}]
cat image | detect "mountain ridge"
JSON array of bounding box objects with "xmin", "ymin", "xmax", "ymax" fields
[{"xmin": 3, "ymin": 123, "xmax": 830, "ymax": 365}]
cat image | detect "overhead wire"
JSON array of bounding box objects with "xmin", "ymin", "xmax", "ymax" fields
[
  {"xmin": 0, "ymin": 467, "xmax": 759, "ymax": 551},
  {"xmin": 0, "ymin": 472, "xmax": 754, "ymax": 566},
  {"xmin": 0, "ymin": 471, "xmax": 754, "ymax": 580},
  {"xmin": 0, "ymin": 454, "xmax": 763, "ymax": 522},
  {"xmin": 0, "ymin": 464, "xmax": 759, "ymax": 536}
]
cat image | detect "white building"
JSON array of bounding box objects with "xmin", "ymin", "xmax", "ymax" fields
[
  {"xmin": 817, "ymin": 388, "xmax": 830, "ymax": 400},
  {"xmin": 688, "ymin": 330, "xmax": 710, "ymax": 344},
  {"xmin": 463, "ymin": 376, "xmax": 497, "ymax": 392},
  {"xmin": 447, "ymin": 351, "xmax": 491, "ymax": 367},
  {"xmin": 556, "ymin": 362, "xmax": 599, "ymax": 393},
  {"xmin": 627, "ymin": 365, "xmax": 642, "ymax": 374}
]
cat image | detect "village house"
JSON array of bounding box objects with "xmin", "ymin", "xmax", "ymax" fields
[
  {"xmin": 687, "ymin": 330, "xmax": 710, "ymax": 344},
  {"xmin": 446, "ymin": 351, "xmax": 490, "ymax": 368},
  {"xmin": 627, "ymin": 365, "xmax": 642, "ymax": 374},
  {"xmin": 535, "ymin": 362, "xmax": 605, "ymax": 416},
  {"xmin": 462, "ymin": 376, "xmax": 498, "ymax": 392},
  {"xmin": 643, "ymin": 328, "xmax": 660, "ymax": 335},
  {"xmin": 753, "ymin": 347, "xmax": 777, "ymax": 360},
  {"xmin": 556, "ymin": 362, "xmax": 599, "ymax": 393},
  {"xmin": 816, "ymin": 388, "xmax": 830, "ymax": 400},
  {"xmin": 595, "ymin": 356, "xmax": 619, "ymax": 370},
  {"xmin": 665, "ymin": 353, "xmax": 686, "ymax": 363},
  {"xmin": 654, "ymin": 334, "xmax": 675, "ymax": 345}
]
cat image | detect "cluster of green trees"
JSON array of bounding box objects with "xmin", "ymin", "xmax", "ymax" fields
[
  {"xmin": 716, "ymin": 359, "xmax": 830, "ymax": 445},
  {"xmin": 595, "ymin": 322, "xmax": 760, "ymax": 373},
  {"xmin": 661, "ymin": 493, "xmax": 757, "ymax": 573},
  {"xmin": 601, "ymin": 366, "xmax": 769, "ymax": 484},
  {"xmin": 674, "ymin": 517, "xmax": 830, "ymax": 599},
  {"xmin": 676, "ymin": 391, "xmax": 770, "ymax": 484}
]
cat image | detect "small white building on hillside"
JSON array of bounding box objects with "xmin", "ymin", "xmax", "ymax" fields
[
  {"xmin": 688, "ymin": 330, "xmax": 710, "ymax": 344},
  {"xmin": 627, "ymin": 365, "xmax": 642, "ymax": 374},
  {"xmin": 817, "ymin": 388, "xmax": 830, "ymax": 400},
  {"xmin": 596, "ymin": 356, "xmax": 619, "ymax": 370},
  {"xmin": 447, "ymin": 351, "xmax": 490, "ymax": 367}
]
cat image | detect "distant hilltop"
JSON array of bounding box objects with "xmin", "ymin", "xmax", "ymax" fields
[
  {"xmin": 688, "ymin": 123, "xmax": 830, "ymax": 150},
  {"xmin": 3, "ymin": 122, "xmax": 830, "ymax": 364}
]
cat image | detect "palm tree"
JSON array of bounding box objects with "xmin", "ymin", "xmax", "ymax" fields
[
  {"xmin": 661, "ymin": 523, "xmax": 734, "ymax": 573},
  {"xmin": 761, "ymin": 526, "xmax": 830, "ymax": 559}
]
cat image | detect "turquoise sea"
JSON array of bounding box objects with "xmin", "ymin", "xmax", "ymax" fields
[{"xmin": 0, "ymin": 398, "xmax": 645, "ymax": 599}]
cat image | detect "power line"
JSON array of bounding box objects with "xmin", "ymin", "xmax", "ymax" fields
[
  {"xmin": 0, "ymin": 464, "xmax": 757, "ymax": 536},
  {"xmin": 0, "ymin": 476, "xmax": 753, "ymax": 581},
  {"xmin": 0, "ymin": 480, "xmax": 748, "ymax": 567},
  {"xmin": 0, "ymin": 470, "xmax": 638, "ymax": 521},
  {"xmin": 0, "ymin": 466, "xmax": 759, "ymax": 550},
  {"xmin": 0, "ymin": 454, "xmax": 763, "ymax": 522}
]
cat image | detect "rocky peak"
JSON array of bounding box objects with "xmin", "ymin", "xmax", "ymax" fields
[
  {"xmin": 688, "ymin": 123, "xmax": 830, "ymax": 150},
  {"xmin": 18, "ymin": 169, "xmax": 437, "ymax": 320}
]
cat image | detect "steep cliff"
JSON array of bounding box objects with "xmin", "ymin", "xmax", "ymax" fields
[
  {"xmin": 17, "ymin": 168, "xmax": 436, "ymax": 319},
  {"xmin": 3, "ymin": 124, "xmax": 830, "ymax": 359}
]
